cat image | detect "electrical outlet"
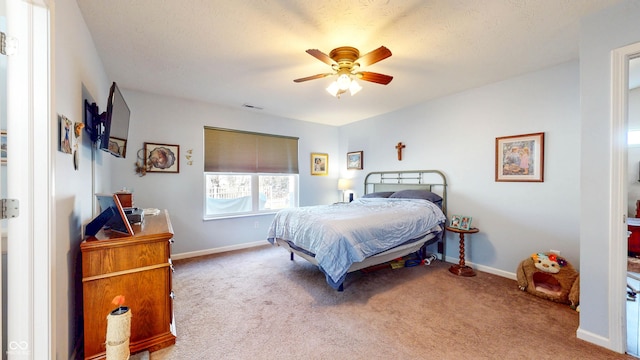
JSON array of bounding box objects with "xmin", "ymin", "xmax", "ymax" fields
[{"xmin": 550, "ymin": 249, "xmax": 561, "ymax": 256}]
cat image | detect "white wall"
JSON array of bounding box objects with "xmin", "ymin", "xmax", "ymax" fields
[
  {"xmin": 339, "ymin": 61, "xmax": 581, "ymax": 276},
  {"xmin": 579, "ymin": 0, "xmax": 640, "ymax": 350},
  {"xmin": 108, "ymin": 90, "xmax": 340, "ymax": 255},
  {"xmin": 54, "ymin": 0, "xmax": 113, "ymax": 358}
]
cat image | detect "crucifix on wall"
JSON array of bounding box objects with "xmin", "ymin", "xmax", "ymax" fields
[{"xmin": 395, "ymin": 142, "xmax": 405, "ymax": 161}]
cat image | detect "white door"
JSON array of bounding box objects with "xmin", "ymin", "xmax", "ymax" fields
[{"xmin": 2, "ymin": 0, "xmax": 53, "ymax": 359}]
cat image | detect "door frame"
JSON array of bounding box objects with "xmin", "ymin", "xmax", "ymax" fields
[
  {"xmin": 612, "ymin": 41, "xmax": 640, "ymax": 353},
  {"xmin": 6, "ymin": 0, "xmax": 54, "ymax": 358}
]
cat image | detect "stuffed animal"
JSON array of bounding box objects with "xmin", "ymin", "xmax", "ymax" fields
[{"xmin": 516, "ymin": 252, "xmax": 580, "ymax": 307}]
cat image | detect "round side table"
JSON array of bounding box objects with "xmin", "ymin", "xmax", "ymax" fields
[{"xmin": 445, "ymin": 226, "xmax": 479, "ymax": 277}]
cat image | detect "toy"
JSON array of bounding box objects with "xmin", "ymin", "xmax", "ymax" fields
[{"xmin": 516, "ymin": 252, "xmax": 580, "ymax": 307}]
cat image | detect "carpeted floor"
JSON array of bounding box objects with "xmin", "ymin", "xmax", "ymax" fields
[{"xmin": 149, "ymin": 245, "xmax": 634, "ymax": 360}]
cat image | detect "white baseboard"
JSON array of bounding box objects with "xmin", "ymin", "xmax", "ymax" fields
[
  {"xmin": 443, "ymin": 255, "xmax": 517, "ymax": 280},
  {"xmin": 576, "ymin": 327, "xmax": 619, "ymax": 353},
  {"xmin": 171, "ymin": 240, "xmax": 268, "ymax": 260}
]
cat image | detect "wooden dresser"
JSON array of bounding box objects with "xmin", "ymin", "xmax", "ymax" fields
[{"xmin": 81, "ymin": 210, "xmax": 176, "ymax": 359}]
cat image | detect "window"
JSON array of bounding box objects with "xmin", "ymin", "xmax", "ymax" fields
[
  {"xmin": 630, "ymin": 130, "xmax": 640, "ymax": 146},
  {"xmin": 204, "ymin": 127, "xmax": 299, "ymax": 218}
]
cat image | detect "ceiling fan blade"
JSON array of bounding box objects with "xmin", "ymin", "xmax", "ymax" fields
[
  {"xmin": 306, "ymin": 49, "xmax": 336, "ymax": 66},
  {"xmin": 358, "ymin": 71, "xmax": 393, "ymax": 85},
  {"xmin": 357, "ymin": 46, "xmax": 392, "ymax": 67},
  {"xmin": 293, "ymin": 73, "xmax": 332, "ymax": 83}
]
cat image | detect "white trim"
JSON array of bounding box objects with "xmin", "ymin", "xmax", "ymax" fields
[
  {"xmin": 577, "ymin": 328, "xmax": 616, "ymax": 351},
  {"xmin": 171, "ymin": 240, "xmax": 268, "ymax": 260},
  {"xmin": 606, "ymin": 41, "xmax": 640, "ymax": 354},
  {"xmin": 5, "ymin": 0, "xmax": 53, "ymax": 358},
  {"xmin": 471, "ymin": 261, "xmax": 517, "ymax": 280}
]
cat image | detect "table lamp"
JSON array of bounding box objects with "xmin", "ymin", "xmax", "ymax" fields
[{"xmin": 338, "ymin": 178, "xmax": 352, "ymax": 202}]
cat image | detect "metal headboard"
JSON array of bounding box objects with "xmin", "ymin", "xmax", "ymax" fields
[{"xmin": 363, "ymin": 170, "xmax": 448, "ymax": 217}]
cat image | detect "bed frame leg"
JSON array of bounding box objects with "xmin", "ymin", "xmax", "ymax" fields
[
  {"xmin": 290, "ymin": 252, "xmax": 294, "ymax": 261},
  {"xmin": 418, "ymin": 245, "xmax": 427, "ymax": 260},
  {"xmin": 337, "ymin": 283, "xmax": 344, "ymax": 292}
]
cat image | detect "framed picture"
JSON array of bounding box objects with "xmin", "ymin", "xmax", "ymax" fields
[
  {"xmin": 108, "ymin": 137, "xmax": 127, "ymax": 158},
  {"xmin": 0, "ymin": 130, "xmax": 6, "ymax": 164},
  {"xmin": 495, "ymin": 132, "xmax": 544, "ymax": 182},
  {"xmin": 347, "ymin": 151, "xmax": 363, "ymax": 170},
  {"xmin": 450, "ymin": 215, "xmax": 462, "ymax": 228},
  {"xmin": 450, "ymin": 215, "xmax": 473, "ymax": 230},
  {"xmin": 145, "ymin": 142, "xmax": 179, "ymax": 173},
  {"xmin": 310, "ymin": 153, "xmax": 328, "ymax": 176},
  {"xmin": 459, "ymin": 216, "xmax": 473, "ymax": 231},
  {"xmin": 59, "ymin": 115, "xmax": 72, "ymax": 154}
]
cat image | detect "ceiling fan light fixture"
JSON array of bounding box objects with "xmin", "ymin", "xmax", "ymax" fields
[
  {"xmin": 326, "ymin": 81, "xmax": 341, "ymax": 97},
  {"xmin": 303, "ymin": 46, "xmax": 392, "ymax": 98},
  {"xmin": 349, "ymin": 79, "xmax": 362, "ymax": 96},
  {"xmin": 327, "ymin": 75, "xmax": 361, "ymax": 98},
  {"xmin": 337, "ymin": 74, "xmax": 351, "ymax": 91}
]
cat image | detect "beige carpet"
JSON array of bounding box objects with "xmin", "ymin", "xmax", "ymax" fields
[{"xmin": 150, "ymin": 245, "xmax": 633, "ymax": 360}]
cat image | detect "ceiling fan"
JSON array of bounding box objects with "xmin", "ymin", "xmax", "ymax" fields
[{"xmin": 294, "ymin": 46, "xmax": 393, "ymax": 98}]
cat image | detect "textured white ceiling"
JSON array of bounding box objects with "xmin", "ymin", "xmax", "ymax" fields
[{"xmin": 76, "ymin": 0, "xmax": 625, "ymax": 126}]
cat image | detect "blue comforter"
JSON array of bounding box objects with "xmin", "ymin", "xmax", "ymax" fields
[{"xmin": 267, "ymin": 198, "xmax": 446, "ymax": 288}]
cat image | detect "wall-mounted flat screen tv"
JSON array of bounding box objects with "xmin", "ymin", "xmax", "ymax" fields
[
  {"xmin": 100, "ymin": 82, "xmax": 130, "ymax": 158},
  {"xmin": 84, "ymin": 81, "xmax": 131, "ymax": 158}
]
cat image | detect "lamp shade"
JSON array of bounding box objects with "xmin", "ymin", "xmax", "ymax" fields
[
  {"xmin": 349, "ymin": 80, "xmax": 362, "ymax": 95},
  {"xmin": 338, "ymin": 178, "xmax": 351, "ymax": 191},
  {"xmin": 326, "ymin": 81, "xmax": 340, "ymax": 96}
]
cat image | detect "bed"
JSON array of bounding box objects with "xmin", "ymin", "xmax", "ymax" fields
[{"xmin": 267, "ymin": 170, "xmax": 448, "ymax": 290}]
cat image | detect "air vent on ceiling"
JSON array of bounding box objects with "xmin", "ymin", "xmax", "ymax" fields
[{"xmin": 242, "ymin": 103, "xmax": 263, "ymax": 110}]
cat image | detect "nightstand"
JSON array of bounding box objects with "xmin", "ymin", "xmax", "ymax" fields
[{"xmin": 445, "ymin": 226, "xmax": 479, "ymax": 277}]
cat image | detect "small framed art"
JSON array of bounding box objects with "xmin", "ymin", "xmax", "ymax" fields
[
  {"xmin": 450, "ymin": 215, "xmax": 461, "ymax": 228},
  {"xmin": 450, "ymin": 215, "xmax": 473, "ymax": 230},
  {"xmin": 495, "ymin": 132, "xmax": 544, "ymax": 182},
  {"xmin": 347, "ymin": 151, "xmax": 363, "ymax": 170},
  {"xmin": 59, "ymin": 115, "xmax": 73, "ymax": 154},
  {"xmin": 145, "ymin": 142, "xmax": 180, "ymax": 173},
  {"xmin": 108, "ymin": 137, "xmax": 127, "ymax": 158},
  {"xmin": 1, "ymin": 130, "xmax": 6, "ymax": 164},
  {"xmin": 311, "ymin": 153, "xmax": 328, "ymax": 176},
  {"xmin": 459, "ymin": 216, "xmax": 473, "ymax": 231}
]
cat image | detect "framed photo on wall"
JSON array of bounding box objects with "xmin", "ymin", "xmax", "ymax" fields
[
  {"xmin": 59, "ymin": 115, "xmax": 72, "ymax": 154},
  {"xmin": 145, "ymin": 142, "xmax": 180, "ymax": 173},
  {"xmin": 1, "ymin": 130, "xmax": 6, "ymax": 164},
  {"xmin": 347, "ymin": 151, "xmax": 363, "ymax": 170},
  {"xmin": 495, "ymin": 132, "xmax": 544, "ymax": 182},
  {"xmin": 311, "ymin": 153, "xmax": 328, "ymax": 176},
  {"xmin": 108, "ymin": 137, "xmax": 127, "ymax": 158}
]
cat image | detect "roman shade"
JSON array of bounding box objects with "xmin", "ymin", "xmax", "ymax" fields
[{"xmin": 204, "ymin": 127, "xmax": 299, "ymax": 173}]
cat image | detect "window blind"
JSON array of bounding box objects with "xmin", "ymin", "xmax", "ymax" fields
[{"xmin": 204, "ymin": 127, "xmax": 299, "ymax": 173}]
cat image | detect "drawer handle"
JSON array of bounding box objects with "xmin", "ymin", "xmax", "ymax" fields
[{"xmin": 170, "ymin": 291, "xmax": 175, "ymax": 299}]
